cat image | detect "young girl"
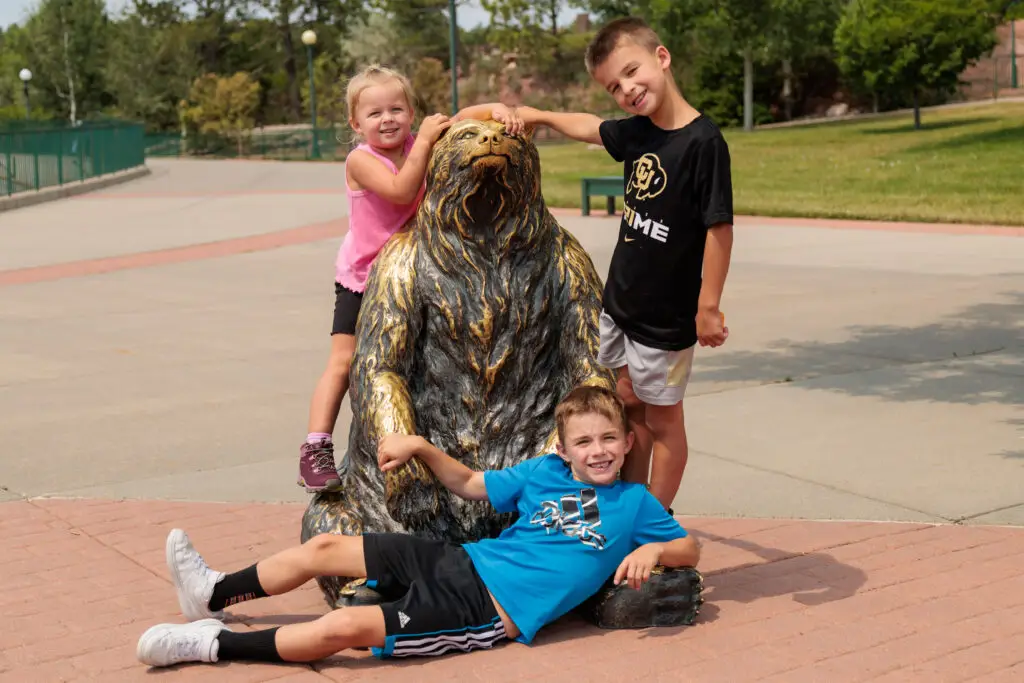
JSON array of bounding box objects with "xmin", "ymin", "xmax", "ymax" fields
[{"xmin": 298, "ymin": 65, "xmax": 451, "ymax": 491}]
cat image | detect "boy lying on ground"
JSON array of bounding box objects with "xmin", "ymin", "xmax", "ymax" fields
[{"xmin": 136, "ymin": 385, "xmax": 701, "ymax": 667}]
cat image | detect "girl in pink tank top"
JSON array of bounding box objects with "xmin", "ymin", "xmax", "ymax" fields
[{"xmin": 298, "ymin": 65, "xmax": 452, "ymax": 492}]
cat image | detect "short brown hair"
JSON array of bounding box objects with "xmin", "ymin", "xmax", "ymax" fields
[
  {"xmin": 584, "ymin": 16, "xmax": 663, "ymax": 73},
  {"xmin": 555, "ymin": 385, "xmax": 630, "ymax": 443}
]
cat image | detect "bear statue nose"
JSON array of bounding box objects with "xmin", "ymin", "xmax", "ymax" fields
[{"xmin": 477, "ymin": 130, "xmax": 499, "ymax": 145}]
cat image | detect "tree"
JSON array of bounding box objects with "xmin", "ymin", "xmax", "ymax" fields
[
  {"xmin": 411, "ymin": 57, "xmax": 451, "ymax": 116},
  {"xmin": 766, "ymin": 0, "xmax": 843, "ymax": 120},
  {"xmin": 182, "ymin": 71, "xmax": 261, "ymax": 153},
  {"xmin": 257, "ymin": 0, "xmax": 302, "ymax": 122},
  {"xmin": 341, "ymin": 10, "xmax": 404, "ymax": 68},
  {"xmin": 691, "ymin": 0, "xmax": 775, "ymax": 132},
  {"xmin": 105, "ymin": 2, "xmax": 197, "ymax": 130},
  {"xmin": 22, "ymin": 0, "xmax": 110, "ymax": 124},
  {"xmin": 835, "ymin": 0, "xmax": 1001, "ymax": 129},
  {"xmin": 373, "ymin": 0, "xmax": 452, "ymax": 69},
  {"xmin": 482, "ymin": 0, "xmax": 567, "ymax": 105},
  {"xmin": 0, "ymin": 25, "xmax": 32, "ymax": 116},
  {"xmin": 299, "ymin": 51, "xmax": 347, "ymax": 126}
]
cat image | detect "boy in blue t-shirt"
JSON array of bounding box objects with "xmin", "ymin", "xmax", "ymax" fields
[{"xmin": 136, "ymin": 386, "xmax": 701, "ymax": 668}]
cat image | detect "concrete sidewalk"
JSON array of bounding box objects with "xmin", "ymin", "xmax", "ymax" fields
[{"xmin": 2, "ymin": 498, "xmax": 1022, "ymax": 683}]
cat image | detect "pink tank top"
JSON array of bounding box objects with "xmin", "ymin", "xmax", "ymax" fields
[{"xmin": 335, "ymin": 135, "xmax": 424, "ymax": 291}]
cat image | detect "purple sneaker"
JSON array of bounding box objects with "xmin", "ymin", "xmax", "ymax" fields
[{"xmin": 297, "ymin": 439, "xmax": 341, "ymax": 492}]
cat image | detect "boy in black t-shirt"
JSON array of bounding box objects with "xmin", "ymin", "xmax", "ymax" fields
[{"xmin": 455, "ymin": 16, "xmax": 734, "ymax": 510}]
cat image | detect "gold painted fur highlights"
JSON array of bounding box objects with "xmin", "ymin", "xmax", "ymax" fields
[{"xmin": 301, "ymin": 119, "xmax": 613, "ymax": 608}]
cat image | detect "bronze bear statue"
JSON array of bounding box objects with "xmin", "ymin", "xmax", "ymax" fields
[{"xmin": 300, "ymin": 119, "xmax": 702, "ymax": 627}]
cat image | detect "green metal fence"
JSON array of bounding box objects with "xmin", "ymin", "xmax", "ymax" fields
[
  {"xmin": 0, "ymin": 121, "xmax": 146, "ymax": 197},
  {"xmin": 144, "ymin": 127, "xmax": 349, "ymax": 161}
]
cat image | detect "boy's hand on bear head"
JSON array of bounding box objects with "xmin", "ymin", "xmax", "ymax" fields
[{"xmin": 490, "ymin": 104, "xmax": 525, "ymax": 136}]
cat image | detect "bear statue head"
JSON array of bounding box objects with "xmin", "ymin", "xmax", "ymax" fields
[{"xmin": 418, "ymin": 118, "xmax": 546, "ymax": 253}]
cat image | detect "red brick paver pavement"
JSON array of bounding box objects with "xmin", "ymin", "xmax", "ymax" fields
[
  {"xmin": 0, "ymin": 217, "xmax": 348, "ymax": 288},
  {"xmin": 2, "ymin": 499, "xmax": 1022, "ymax": 682}
]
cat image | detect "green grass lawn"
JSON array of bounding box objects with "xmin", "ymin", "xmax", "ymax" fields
[{"xmin": 537, "ymin": 101, "xmax": 1024, "ymax": 226}]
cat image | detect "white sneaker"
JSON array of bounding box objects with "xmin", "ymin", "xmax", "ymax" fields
[
  {"xmin": 165, "ymin": 528, "xmax": 225, "ymax": 621},
  {"xmin": 136, "ymin": 619, "xmax": 227, "ymax": 667}
]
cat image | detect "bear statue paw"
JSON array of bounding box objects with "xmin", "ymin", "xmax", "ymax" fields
[
  {"xmin": 575, "ymin": 566, "xmax": 704, "ymax": 629},
  {"xmin": 336, "ymin": 578, "xmax": 386, "ymax": 608}
]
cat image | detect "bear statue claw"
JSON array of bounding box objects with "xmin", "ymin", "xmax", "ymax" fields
[
  {"xmin": 337, "ymin": 578, "xmax": 386, "ymax": 608},
  {"xmin": 575, "ymin": 566, "xmax": 705, "ymax": 629}
]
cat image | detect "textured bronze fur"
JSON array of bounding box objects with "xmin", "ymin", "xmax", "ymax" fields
[
  {"xmin": 576, "ymin": 567, "xmax": 704, "ymax": 629},
  {"xmin": 301, "ymin": 120, "xmax": 614, "ymax": 608}
]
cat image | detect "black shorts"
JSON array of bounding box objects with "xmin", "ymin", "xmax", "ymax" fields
[
  {"xmin": 331, "ymin": 282, "xmax": 363, "ymax": 336},
  {"xmin": 362, "ymin": 533, "xmax": 507, "ymax": 659}
]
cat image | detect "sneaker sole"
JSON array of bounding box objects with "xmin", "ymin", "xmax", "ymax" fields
[
  {"xmin": 136, "ymin": 618, "xmax": 223, "ymax": 666},
  {"xmin": 165, "ymin": 530, "xmax": 222, "ymax": 621},
  {"xmin": 296, "ymin": 477, "xmax": 342, "ymax": 493}
]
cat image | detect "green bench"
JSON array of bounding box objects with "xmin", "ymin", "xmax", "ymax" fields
[{"xmin": 581, "ymin": 176, "xmax": 624, "ymax": 216}]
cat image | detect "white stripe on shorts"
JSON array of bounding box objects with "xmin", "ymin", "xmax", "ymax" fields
[{"xmin": 390, "ymin": 622, "xmax": 506, "ymax": 657}]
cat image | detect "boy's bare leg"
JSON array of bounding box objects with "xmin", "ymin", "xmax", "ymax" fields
[
  {"xmin": 616, "ymin": 367, "xmax": 653, "ymax": 484},
  {"xmin": 645, "ymin": 402, "xmax": 687, "ymax": 510},
  {"xmin": 166, "ymin": 530, "xmax": 367, "ymax": 621},
  {"xmin": 275, "ymin": 606, "xmax": 386, "ymax": 661},
  {"xmin": 256, "ymin": 534, "xmax": 367, "ymax": 595},
  {"xmin": 140, "ymin": 532, "xmax": 376, "ymax": 667}
]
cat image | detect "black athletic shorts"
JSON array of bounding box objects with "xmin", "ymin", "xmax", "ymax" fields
[
  {"xmin": 331, "ymin": 282, "xmax": 363, "ymax": 336},
  {"xmin": 362, "ymin": 533, "xmax": 507, "ymax": 659}
]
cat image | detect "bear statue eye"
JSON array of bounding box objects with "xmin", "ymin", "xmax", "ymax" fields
[{"xmin": 459, "ymin": 129, "xmax": 476, "ymax": 140}]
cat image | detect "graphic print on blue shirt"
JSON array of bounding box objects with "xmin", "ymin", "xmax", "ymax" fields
[
  {"xmin": 530, "ymin": 487, "xmax": 606, "ymax": 550},
  {"xmin": 462, "ymin": 454, "xmax": 688, "ymax": 644}
]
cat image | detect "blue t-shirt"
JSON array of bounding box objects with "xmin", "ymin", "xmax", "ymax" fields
[{"xmin": 462, "ymin": 454, "xmax": 688, "ymax": 643}]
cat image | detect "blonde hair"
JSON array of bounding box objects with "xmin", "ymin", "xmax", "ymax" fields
[
  {"xmin": 555, "ymin": 385, "xmax": 630, "ymax": 444},
  {"xmin": 345, "ymin": 64, "xmax": 417, "ymax": 125}
]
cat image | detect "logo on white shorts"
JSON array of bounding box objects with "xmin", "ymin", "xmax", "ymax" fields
[{"xmin": 398, "ymin": 611, "xmax": 410, "ymax": 628}]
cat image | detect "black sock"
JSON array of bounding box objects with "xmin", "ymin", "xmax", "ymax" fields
[
  {"xmin": 216, "ymin": 627, "xmax": 283, "ymax": 663},
  {"xmin": 209, "ymin": 563, "xmax": 268, "ymax": 611}
]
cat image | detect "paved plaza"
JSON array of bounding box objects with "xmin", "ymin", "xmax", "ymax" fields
[{"xmin": 0, "ymin": 158, "xmax": 1022, "ymax": 681}]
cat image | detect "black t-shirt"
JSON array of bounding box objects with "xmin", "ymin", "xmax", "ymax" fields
[{"xmin": 598, "ymin": 114, "xmax": 733, "ymax": 351}]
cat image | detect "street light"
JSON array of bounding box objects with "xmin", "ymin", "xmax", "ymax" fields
[
  {"xmin": 18, "ymin": 68, "xmax": 32, "ymax": 119},
  {"xmin": 301, "ymin": 29, "xmax": 321, "ymax": 159},
  {"xmin": 448, "ymin": 0, "xmax": 459, "ymax": 115},
  {"xmin": 1012, "ymin": 16, "xmax": 1019, "ymax": 89}
]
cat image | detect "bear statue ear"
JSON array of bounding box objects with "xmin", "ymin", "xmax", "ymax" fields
[{"xmin": 522, "ymin": 123, "xmax": 535, "ymax": 142}]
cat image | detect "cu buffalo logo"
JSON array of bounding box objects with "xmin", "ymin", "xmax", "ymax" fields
[{"xmin": 626, "ymin": 153, "xmax": 667, "ymax": 201}]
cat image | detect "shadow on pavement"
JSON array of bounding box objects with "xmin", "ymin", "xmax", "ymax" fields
[
  {"xmin": 695, "ymin": 290, "xmax": 1024, "ymax": 410},
  {"xmin": 693, "ymin": 530, "xmax": 868, "ymax": 624}
]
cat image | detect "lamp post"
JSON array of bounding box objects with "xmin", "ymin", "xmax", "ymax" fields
[
  {"xmin": 301, "ymin": 29, "xmax": 321, "ymax": 159},
  {"xmin": 448, "ymin": 0, "xmax": 458, "ymax": 115},
  {"xmin": 1012, "ymin": 17, "xmax": 1018, "ymax": 89},
  {"xmin": 18, "ymin": 68, "xmax": 32, "ymax": 119}
]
